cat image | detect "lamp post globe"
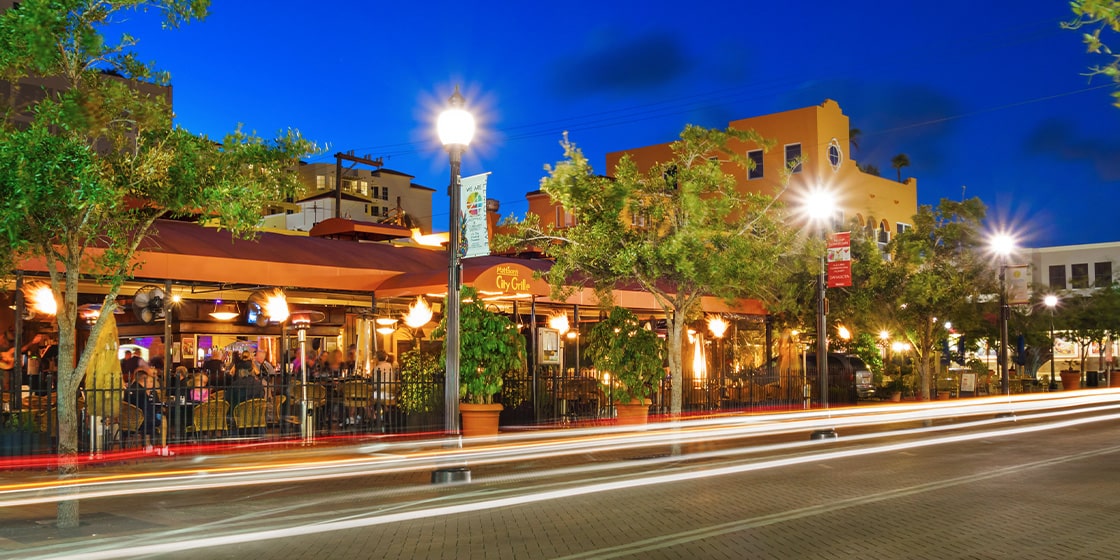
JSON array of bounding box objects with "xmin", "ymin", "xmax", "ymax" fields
[{"xmin": 438, "ymin": 86, "xmax": 474, "ymax": 438}]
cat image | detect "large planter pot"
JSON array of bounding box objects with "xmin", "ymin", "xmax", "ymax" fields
[
  {"xmin": 1109, "ymin": 371, "xmax": 1120, "ymax": 388},
  {"xmin": 460, "ymin": 403, "xmax": 503, "ymax": 438},
  {"xmin": 1060, "ymin": 371, "xmax": 1081, "ymax": 391},
  {"xmin": 615, "ymin": 399, "xmax": 651, "ymax": 425},
  {"xmin": 889, "ymin": 391, "xmax": 902, "ymax": 402}
]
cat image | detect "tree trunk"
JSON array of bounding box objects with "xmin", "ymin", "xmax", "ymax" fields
[
  {"xmin": 55, "ymin": 274, "xmax": 81, "ymax": 529},
  {"xmin": 666, "ymin": 311, "xmax": 685, "ymax": 417}
]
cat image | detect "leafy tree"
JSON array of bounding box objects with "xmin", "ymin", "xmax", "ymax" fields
[
  {"xmin": 858, "ymin": 163, "xmax": 881, "ymax": 176},
  {"xmin": 496, "ymin": 126, "xmax": 796, "ymax": 416},
  {"xmin": 852, "ymin": 198, "xmax": 991, "ymax": 399},
  {"xmin": 1059, "ymin": 284, "xmax": 1120, "ymax": 379},
  {"xmin": 891, "ymin": 153, "xmax": 911, "ymax": 182},
  {"xmin": 849, "ymin": 128, "xmax": 862, "ymax": 152},
  {"xmin": 1065, "ymin": 0, "xmax": 1120, "ymax": 107},
  {"xmin": 0, "ymin": 0, "xmax": 315, "ymax": 528}
]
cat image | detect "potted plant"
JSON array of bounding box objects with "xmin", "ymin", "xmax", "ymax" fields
[
  {"xmin": 886, "ymin": 374, "xmax": 907, "ymax": 402},
  {"xmin": 433, "ymin": 287, "xmax": 526, "ymax": 437},
  {"xmin": 1060, "ymin": 361, "xmax": 1081, "ymax": 391},
  {"xmin": 586, "ymin": 307, "xmax": 664, "ymax": 424}
]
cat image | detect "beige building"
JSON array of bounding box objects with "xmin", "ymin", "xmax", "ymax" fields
[{"xmin": 263, "ymin": 162, "xmax": 436, "ymax": 234}]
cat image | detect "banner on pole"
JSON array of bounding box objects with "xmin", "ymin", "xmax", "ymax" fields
[
  {"xmin": 1006, "ymin": 264, "xmax": 1030, "ymax": 305},
  {"xmin": 460, "ymin": 172, "xmax": 491, "ymax": 259},
  {"xmin": 826, "ymin": 231, "xmax": 852, "ymax": 288}
]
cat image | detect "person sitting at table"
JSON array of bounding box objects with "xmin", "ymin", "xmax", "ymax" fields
[
  {"xmin": 320, "ymin": 349, "xmax": 345, "ymax": 379},
  {"xmin": 189, "ymin": 372, "xmax": 211, "ymax": 403},
  {"xmin": 167, "ymin": 365, "xmax": 190, "ymax": 402},
  {"xmin": 228, "ymin": 362, "xmax": 264, "ymax": 409},
  {"xmin": 252, "ymin": 349, "xmax": 276, "ymax": 377},
  {"xmin": 127, "ymin": 368, "xmax": 170, "ymax": 455}
]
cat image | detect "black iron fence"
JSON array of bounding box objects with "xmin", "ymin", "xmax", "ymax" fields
[{"xmin": 0, "ymin": 366, "xmax": 824, "ymax": 458}]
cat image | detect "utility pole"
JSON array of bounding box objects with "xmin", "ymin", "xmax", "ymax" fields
[{"xmin": 334, "ymin": 151, "xmax": 384, "ymax": 219}]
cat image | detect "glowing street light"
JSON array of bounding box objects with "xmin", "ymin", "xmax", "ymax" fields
[{"xmin": 437, "ymin": 86, "xmax": 475, "ymax": 439}]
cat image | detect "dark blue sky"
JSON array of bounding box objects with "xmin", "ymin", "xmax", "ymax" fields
[{"xmin": 126, "ymin": 0, "xmax": 1118, "ymax": 247}]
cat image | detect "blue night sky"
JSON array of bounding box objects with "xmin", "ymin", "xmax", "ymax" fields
[{"xmin": 124, "ymin": 0, "xmax": 1118, "ymax": 248}]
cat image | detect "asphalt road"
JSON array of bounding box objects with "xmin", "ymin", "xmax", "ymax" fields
[{"xmin": 3, "ymin": 402, "xmax": 1120, "ymax": 559}]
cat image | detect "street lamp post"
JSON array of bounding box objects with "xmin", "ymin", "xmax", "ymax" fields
[
  {"xmin": 1045, "ymin": 294, "xmax": 1058, "ymax": 391},
  {"xmin": 991, "ymin": 234, "xmax": 1015, "ymax": 396},
  {"xmin": 437, "ymin": 86, "xmax": 475, "ymax": 438},
  {"xmin": 804, "ymin": 188, "xmax": 837, "ymax": 440}
]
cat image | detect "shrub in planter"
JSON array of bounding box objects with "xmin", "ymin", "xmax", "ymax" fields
[
  {"xmin": 433, "ymin": 287, "xmax": 526, "ymax": 405},
  {"xmin": 586, "ymin": 307, "xmax": 664, "ymax": 405}
]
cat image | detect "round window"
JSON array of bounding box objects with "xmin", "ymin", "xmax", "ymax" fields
[{"xmin": 828, "ymin": 139, "xmax": 843, "ymax": 171}]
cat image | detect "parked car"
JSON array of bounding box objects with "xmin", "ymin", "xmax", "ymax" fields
[{"xmin": 804, "ymin": 353, "xmax": 874, "ymax": 404}]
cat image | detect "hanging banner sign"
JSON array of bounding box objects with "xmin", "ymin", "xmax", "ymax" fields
[
  {"xmin": 1006, "ymin": 264, "xmax": 1030, "ymax": 305},
  {"xmin": 459, "ymin": 172, "xmax": 491, "ymax": 259},
  {"xmin": 826, "ymin": 231, "xmax": 852, "ymax": 288}
]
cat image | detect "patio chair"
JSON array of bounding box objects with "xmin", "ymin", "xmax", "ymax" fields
[
  {"xmin": 187, "ymin": 399, "xmax": 229, "ymax": 441},
  {"xmin": 340, "ymin": 380, "xmax": 372, "ymax": 428},
  {"xmin": 114, "ymin": 401, "xmax": 146, "ymax": 450},
  {"xmin": 232, "ymin": 398, "xmax": 269, "ymax": 436}
]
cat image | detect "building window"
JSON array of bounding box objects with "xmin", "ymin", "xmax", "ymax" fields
[
  {"xmin": 316, "ymin": 175, "xmax": 327, "ymax": 190},
  {"xmin": 828, "ymin": 138, "xmax": 843, "ymax": 171},
  {"xmin": 381, "ymin": 206, "xmax": 389, "ymax": 216},
  {"xmin": 1095, "ymin": 261, "xmax": 1113, "ymax": 287},
  {"xmin": 896, "ymin": 222, "xmax": 912, "ymax": 235},
  {"xmin": 1049, "ymin": 265, "xmax": 1066, "ymax": 290},
  {"xmin": 1071, "ymin": 263, "xmax": 1089, "ymax": 289},
  {"xmin": 877, "ymin": 223, "xmax": 890, "ymax": 244},
  {"xmin": 359, "ymin": 181, "xmax": 368, "ymax": 196},
  {"xmin": 381, "ymin": 188, "xmax": 389, "ymax": 201},
  {"xmin": 747, "ymin": 149, "xmax": 764, "ymax": 180},
  {"xmin": 555, "ymin": 206, "xmax": 576, "ymax": 227},
  {"xmin": 784, "ymin": 144, "xmax": 802, "ymax": 174}
]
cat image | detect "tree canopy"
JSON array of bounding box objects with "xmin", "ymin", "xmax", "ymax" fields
[
  {"xmin": 1065, "ymin": 0, "xmax": 1120, "ymax": 107},
  {"xmin": 0, "ymin": 0, "xmax": 315, "ymax": 528},
  {"xmin": 496, "ymin": 126, "xmax": 796, "ymax": 415}
]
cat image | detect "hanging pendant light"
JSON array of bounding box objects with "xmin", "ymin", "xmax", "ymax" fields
[{"xmin": 209, "ymin": 298, "xmax": 240, "ymax": 321}]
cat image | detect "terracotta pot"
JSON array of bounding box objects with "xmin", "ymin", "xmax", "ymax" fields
[
  {"xmin": 1060, "ymin": 371, "xmax": 1081, "ymax": 391},
  {"xmin": 615, "ymin": 399, "xmax": 652, "ymax": 425},
  {"xmin": 1110, "ymin": 371, "xmax": 1120, "ymax": 388},
  {"xmin": 890, "ymin": 391, "xmax": 902, "ymax": 402},
  {"xmin": 937, "ymin": 392, "xmax": 951, "ymax": 400},
  {"xmin": 460, "ymin": 402, "xmax": 503, "ymax": 437}
]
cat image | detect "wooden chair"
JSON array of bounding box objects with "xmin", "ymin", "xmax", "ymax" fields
[
  {"xmin": 270, "ymin": 394, "xmax": 287, "ymax": 426},
  {"xmin": 187, "ymin": 399, "xmax": 229, "ymax": 441},
  {"xmin": 208, "ymin": 390, "xmax": 226, "ymax": 403},
  {"xmin": 340, "ymin": 380, "xmax": 372, "ymax": 427},
  {"xmin": 232, "ymin": 398, "xmax": 269, "ymax": 436},
  {"xmin": 115, "ymin": 401, "xmax": 146, "ymax": 449}
]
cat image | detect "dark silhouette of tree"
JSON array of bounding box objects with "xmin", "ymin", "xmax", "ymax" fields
[{"xmin": 891, "ymin": 153, "xmax": 911, "ymax": 182}]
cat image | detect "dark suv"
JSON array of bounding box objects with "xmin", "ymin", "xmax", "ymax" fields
[{"xmin": 804, "ymin": 353, "xmax": 875, "ymax": 404}]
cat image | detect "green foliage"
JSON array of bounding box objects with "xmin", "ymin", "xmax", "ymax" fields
[
  {"xmin": 1065, "ymin": 0, "xmax": 1120, "ymax": 107},
  {"xmin": 849, "ymin": 332, "xmax": 884, "ymax": 379},
  {"xmin": 0, "ymin": 411, "xmax": 38, "ymax": 433},
  {"xmin": 433, "ymin": 287, "xmax": 527, "ymax": 404},
  {"xmin": 1056, "ymin": 284, "xmax": 1120, "ymax": 374},
  {"xmin": 845, "ymin": 198, "xmax": 991, "ymax": 400},
  {"xmin": 495, "ymin": 126, "xmax": 795, "ymax": 415},
  {"xmin": 0, "ymin": 0, "xmax": 316, "ymax": 498},
  {"xmin": 398, "ymin": 346, "xmax": 440, "ymax": 414},
  {"xmin": 586, "ymin": 307, "xmax": 665, "ymax": 404}
]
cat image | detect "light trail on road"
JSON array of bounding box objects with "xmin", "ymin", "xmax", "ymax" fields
[
  {"xmin": 19, "ymin": 403, "xmax": 1120, "ymax": 560},
  {"xmin": 1, "ymin": 391, "xmax": 1118, "ymax": 508}
]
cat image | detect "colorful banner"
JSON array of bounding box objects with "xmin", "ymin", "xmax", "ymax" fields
[
  {"xmin": 459, "ymin": 172, "xmax": 491, "ymax": 259},
  {"xmin": 826, "ymin": 231, "xmax": 852, "ymax": 288},
  {"xmin": 1005, "ymin": 264, "xmax": 1030, "ymax": 305}
]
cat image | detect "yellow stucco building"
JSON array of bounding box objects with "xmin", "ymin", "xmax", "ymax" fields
[{"xmin": 594, "ymin": 99, "xmax": 919, "ymax": 243}]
